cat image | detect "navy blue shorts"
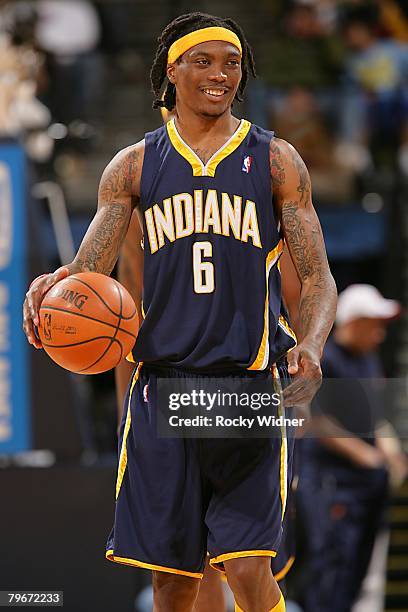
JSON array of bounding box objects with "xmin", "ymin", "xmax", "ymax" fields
[{"xmin": 106, "ymin": 363, "xmax": 294, "ymax": 579}]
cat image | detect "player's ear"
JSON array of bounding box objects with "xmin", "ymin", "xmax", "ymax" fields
[{"xmin": 167, "ymin": 63, "xmax": 176, "ymax": 84}]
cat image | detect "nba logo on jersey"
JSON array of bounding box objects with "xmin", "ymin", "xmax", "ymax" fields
[
  {"xmin": 242, "ymin": 155, "xmax": 253, "ymax": 173},
  {"xmin": 143, "ymin": 384, "xmax": 149, "ymax": 403}
]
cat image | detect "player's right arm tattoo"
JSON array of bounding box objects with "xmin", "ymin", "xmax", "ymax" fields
[
  {"xmin": 68, "ymin": 143, "xmax": 144, "ymax": 276},
  {"xmin": 72, "ymin": 203, "xmax": 131, "ymax": 274},
  {"xmin": 98, "ymin": 146, "xmax": 141, "ymax": 204},
  {"xmin": 22, "ymin": 142, "xmax": 144, "ymax": 346},
  {"xmin": 271, "ymin": 138, "xmax": 337, "ymax": 355}
]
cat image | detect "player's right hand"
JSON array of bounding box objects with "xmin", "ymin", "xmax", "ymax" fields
[{"xmin": 22, "ymin": 267, "xmax": 70, "ymax": 348}]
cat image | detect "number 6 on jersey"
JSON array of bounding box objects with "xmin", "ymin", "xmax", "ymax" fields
[{"xmin": 193, "ymin": 241, "xmax": 215, "ymax": 294}]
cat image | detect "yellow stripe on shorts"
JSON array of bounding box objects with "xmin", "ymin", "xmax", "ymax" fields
[{"xmin": 115, "ymin": 363, "xmax": 142, "ymax": 499}]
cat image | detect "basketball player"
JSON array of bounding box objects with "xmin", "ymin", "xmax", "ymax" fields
[
  {"xmin": 23, "ymin": 13, "xmax": 337, "ymax": 611},
  {"xmin": 114, "ymin": 218, "xmax": 300, "ymax": 612}
]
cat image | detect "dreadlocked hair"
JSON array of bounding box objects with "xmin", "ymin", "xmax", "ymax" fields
[{"xmin": 150, "ymin": 12, "xmax": 257, "ymax": 111}]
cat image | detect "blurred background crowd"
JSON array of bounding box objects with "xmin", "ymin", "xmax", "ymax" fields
[{"xmin": 1, "ymin": 1, "xmax": 408, "ymax": 611}]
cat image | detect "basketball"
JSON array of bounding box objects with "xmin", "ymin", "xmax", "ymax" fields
[{"xmin": 37, "ymin": 272, "xmax": 139, "ymax": 374}]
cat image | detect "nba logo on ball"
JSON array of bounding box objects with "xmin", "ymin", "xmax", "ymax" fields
[
  {"xmin": 242, "ymin": 155, "xmax": 253, "ymax": 173},
  {"xmin": 43, "ymin": 313, "xmax": 52, "ymax": 341}
]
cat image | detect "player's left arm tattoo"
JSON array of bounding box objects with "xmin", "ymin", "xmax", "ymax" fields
[
  {"xmin": 271, "ymin": 138, "xmax": 337, "ymax": 355},
  {"xmin": 282, "ymin": 199, "xmax": 330, "ymax": 344},
  {"xmin": 271, "ymin": 139, "xmax": 336, "ymax": 409},
  {"xmin": 269, "ymin": 139, "xmax": 286, "ymax": 187}
]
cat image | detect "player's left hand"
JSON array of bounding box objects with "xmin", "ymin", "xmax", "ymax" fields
[{"xmin": 283, "ymin": 342, "xmax": 322, "ymax": 408}]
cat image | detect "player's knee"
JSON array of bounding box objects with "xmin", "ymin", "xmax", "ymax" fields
[
  {"xmin": 152, "ymin": 571, "xmax": 200, "ymax": 605},
  {"xmin": 224, "ymin": 556, "xmax": 272, "ymax": 590}
]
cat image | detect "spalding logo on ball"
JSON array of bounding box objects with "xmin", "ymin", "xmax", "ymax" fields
[{"xmin": 37, "ymin": 272, "xmax": 139, "ymax": 374}]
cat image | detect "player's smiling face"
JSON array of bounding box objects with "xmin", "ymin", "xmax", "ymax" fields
[{"xmin": 167, "ymin": 40, "xmax": 242, "ymax": 117}]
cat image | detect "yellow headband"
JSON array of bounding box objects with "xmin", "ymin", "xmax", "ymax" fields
[{"xmin": 167, "ymin": 26, "xmax": 242, "ymax": 65}]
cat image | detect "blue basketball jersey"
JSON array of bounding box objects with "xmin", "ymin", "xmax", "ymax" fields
[{"xmin": 131, "ymin": 118, "xmax": 296, "ymax": 372}]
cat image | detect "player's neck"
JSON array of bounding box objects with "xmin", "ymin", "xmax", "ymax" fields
[{"xmin": 174, "ymin": 106, "xmax": 240, "ymax": 146}]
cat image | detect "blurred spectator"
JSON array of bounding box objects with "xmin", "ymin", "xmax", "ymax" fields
[
  {"xmin": 256, "ymin": 2, "xmax": 343, "ymax": 89},
  {"xmin": 297, "ymin": 284, "xmax": 407, "ymax": 612},
  {"xmin": 34, "ymin": 0, "xmax": 103, "ymax": 123},
  {"xmin": 307, "ymin": 0, "xmax": 340, "ymax": 35},
  {"xmin": 271, "ymin": 86, "xmax": 357, "ymax": 204},
  {"xmin": 379, "ymin": 0, "xmax": 408, "ymax": 43},
  {"xmin": 35, "ymin": 0, "xmax": 100, "ymax": 56},
  {"xmin": 0, "ymin": 4, "xmax": 52, "ymax": 160},
  {"xmin": 340, "ymin": 3, "xmax": 408, "ymax": 170}
]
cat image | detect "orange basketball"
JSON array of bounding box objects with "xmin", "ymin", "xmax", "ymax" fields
[{"xmin": 38, "ymin": 272, "xmax": 139, "ymax": 374}]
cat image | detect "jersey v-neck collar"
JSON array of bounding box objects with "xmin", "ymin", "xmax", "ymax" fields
[{"xmin": 166, "ymin": 117, "xmax": 251, "ymax": 177}]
